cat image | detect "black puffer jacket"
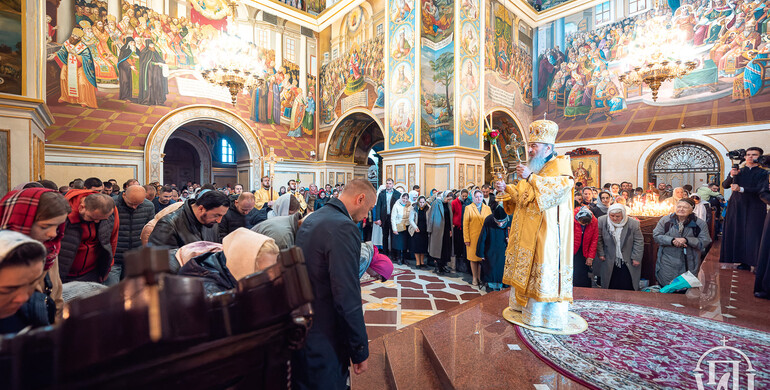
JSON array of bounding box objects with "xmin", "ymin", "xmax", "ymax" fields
[
  {"xmin": 218, "ymin": 204, "xmax": 248, "ymax": 239},
  {"xmin": 148, "ymin": 199, "xmax": 220, "ymax": 249},
  {"xmin": 114, "ymin": 196, "xmax": 155, "ymax": 264},
  {"xmin": 178, "ymin": 251, "xmax": 237, "ymax": 295}
]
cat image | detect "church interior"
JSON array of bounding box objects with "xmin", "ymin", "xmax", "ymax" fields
[{"xmin": 1, "ymin": 0, "xmax": 769, "ymax": 387}]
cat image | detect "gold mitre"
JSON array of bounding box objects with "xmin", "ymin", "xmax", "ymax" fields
[
  {"xmin": 71, "ymin": 27, "xmax": 84, "ymax": 37},
  {"xmin": 528, "ymin": 119, "xmax": 559, "ymax": 145}
]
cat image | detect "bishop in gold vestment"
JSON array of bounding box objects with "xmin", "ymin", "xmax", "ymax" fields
[{"xmin": 496, "ymin": 119, "xmax": 575, "ymax": 330}]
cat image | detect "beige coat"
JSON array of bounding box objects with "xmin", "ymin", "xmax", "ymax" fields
[{"xmin": 463, "ymin": 203, "xmax": 492, "ymax": 262}]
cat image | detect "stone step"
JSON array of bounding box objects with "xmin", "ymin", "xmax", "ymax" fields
[
  {"xmin": 381, "ymin": 327, "xmax": 449, "ymax": 389},
  {"xmin": 350, "ymin": 338, "xmax": 395, "ymax": 390}
]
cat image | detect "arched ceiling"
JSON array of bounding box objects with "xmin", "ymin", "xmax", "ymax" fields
[{"xmin": 326, "ymin": 112, "xmax": 384, "ymax": 163}]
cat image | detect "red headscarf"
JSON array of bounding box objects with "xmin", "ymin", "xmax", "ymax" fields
[{"xmin": 0, "ymin": 188, "xmax": 65, "ymax": 270}]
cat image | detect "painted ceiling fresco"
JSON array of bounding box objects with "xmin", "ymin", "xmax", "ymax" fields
[{"xmin": 536, "ymin": 0, "xmax": 770, "ymax": 143}]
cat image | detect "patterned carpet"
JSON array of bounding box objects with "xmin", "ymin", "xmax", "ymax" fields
[
  {"xmin": 45, "ymin": 73, "xmax": 315, "ymax": 160},
  {"xmin": 516, "ymin": 300, "xmax": 770, "ymax": 390}
]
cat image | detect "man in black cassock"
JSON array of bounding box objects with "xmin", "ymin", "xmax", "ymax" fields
[
  {"xmin": 291, "ymin": 179, "xmax": 376, "ymax": 389},
  {"xmin": 374, "ymin": 178, "xmax": 400, "ymax": 256},
  {"xmin": 756, "ymin": 184, "xmax": 770, "ymax": 299},
  {"xmin": 476, "ymin": 205, "xmax": 510, "ymax": 292},
  {"xmin": 720, "ymin": 147, "xmax": 770, "ymax": 270},
  {"xmin": 117, "ymin": 37, "xmax": 137, "ymax": 101},
  {"xmin": 138, "ymin": 39, "xmax": 168, "ymax": 106}
]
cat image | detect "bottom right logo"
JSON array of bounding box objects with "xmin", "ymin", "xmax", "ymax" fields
[{"xmin": 693, "ymin": 337, "xmax": 756, "ymax": 390}]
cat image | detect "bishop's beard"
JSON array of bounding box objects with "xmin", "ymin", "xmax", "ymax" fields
[{"xmin": 527, "ymin": 149, "xmax": 553, "ymax": 175}]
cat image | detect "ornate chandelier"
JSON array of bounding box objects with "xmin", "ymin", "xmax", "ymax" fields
[
  {"xmin": 617, "ymin": 13, "xmax": 698, "ymax": 102},
  {"xmin": 618, "ymin": 58, "xmax": 697, "ymax": 102},
  {"xmin": 197, "ymin": 1, "xmax": 264, "ymax": 105}
]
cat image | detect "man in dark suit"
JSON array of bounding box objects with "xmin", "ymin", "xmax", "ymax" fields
[
  {"xmin": 374, "ymin": 178, "xmax": 400, "ymax": 255},
  {"xmin": 482, "ymin": 184, "xmax": 498, "ymax": 211},
  {"xmin": 292, "ymin": 179, "xmax": 377, "ymax": 389}
]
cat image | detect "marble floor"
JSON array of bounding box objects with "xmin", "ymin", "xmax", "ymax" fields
[
  {"xmin": 354, "ymin": 240, "xmax": 770, "ymax": 389},
  {"xmin": 362, "ymin": 265, "xmax": 485, "ymax": 341}
]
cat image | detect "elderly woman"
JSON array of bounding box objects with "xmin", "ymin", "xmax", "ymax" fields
[
  {"xmin": 463, "ymin": 189, "xmax": 492, "ymax": 287},
  {"xmin": 597, "ymin": 203, "xmax": 645, "ymax": 290},
  {"xmin": 653, "ymin": 198, "xmax": 712, "ymax": 287},
  {"xmin": 390, "ymin": 193, "xmax": 411, "ymax": 265},
  {"xmin": 573, "ymin": 206, "xmax": 598, "ymax": 288},
  {"xmin": 427, "ymin": 191, "xmax": 453, "ymax": 274}
]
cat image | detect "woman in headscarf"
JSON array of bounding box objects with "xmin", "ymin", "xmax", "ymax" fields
[
  {"xmin": 0, "ymin": 231, "xmax": 51, "ymax": 335},
  {"xmin": 595, "ymin": 190, "xmax": 613, "ymax": 217},
  {"xmin": 427, "ymin": 191, "xmax": 453, "ymax": 274},
  {"xmin": 268, "ymin": 193, "xmax": 295, "ymax": 218},
  {"xmin": 653, "ymin": 198, "xmax": 712, "ymax": 288},
  {"xmin": 178, "ymin": 228, "xmax": 279, "ymax": 295},
  {"xmin": 476, "ymin": 205, "xmax": 509, "ymax": 291},
  {"xmin": 573, "ymin": 206, "xmax": 598, "ymax": 288},
  {"xmin": 409, "ymin": 196, "xmax": 430, "ymax": 269},
  {"xmin": 314, "ymin": 190, "xmax": 327, "ymax": 210},
  {"xmin": 597, "ymin": 203, "xmax": 644, "ymax": 290},
  {"xmin": 390, "ymin": 193, "xmax": 411, "ymax": 265},
  {"xmin": 0, "ymin": 188, "xmax": 70, "ymax": 322},
  {"xmin": 371, "ymin": 185, "xmax": 386, "ymax": 249},
  {"xmin": 463, "ymin": 189, "xmax": 492, "ymax": 287}
]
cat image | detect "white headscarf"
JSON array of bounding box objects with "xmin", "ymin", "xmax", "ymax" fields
[
  {"xmin": 0, "ymin": 230, "xmax": 45, "ymax": 264},
  {"xmin": 270, "ymin": 193, "xmax": 293, "ymax": 217},
  {"xmin": 606, "ymin": 203, "xmax": 628, "ymax": 267},
  {"xmin": 408, "ymin": 190, "xmax": 419, "ymax": 203}
]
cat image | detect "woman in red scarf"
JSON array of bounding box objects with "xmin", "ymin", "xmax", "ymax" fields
[{"xmin": 0, "ymin": 188, "xmax": 70, "ymax": 322}]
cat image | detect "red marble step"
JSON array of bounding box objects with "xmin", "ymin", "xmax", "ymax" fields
[
  {"xmin": 350, "ymin": 338, "xmax": 395, "ymax": 390},
  {"xmin": 380, "ymin": 327, "xmax": 449, "ymax": 389}
]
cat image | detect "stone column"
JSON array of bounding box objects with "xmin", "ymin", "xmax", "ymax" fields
[{"xmin": 57, "ymin": 0, "xmax": 74, "ymax": 43}]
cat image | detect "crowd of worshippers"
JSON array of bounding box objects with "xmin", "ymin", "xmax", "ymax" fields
[
  {"xmin": 571, "ymin": 180, "xmax": 716, "ymax": 292},
  {"xmin": 0, "ymin": 176, "xmax": 392, "ymax": 338},
  {"xmin": 1, "ymin": 149, "xmax": 768, "ymax": 355}
]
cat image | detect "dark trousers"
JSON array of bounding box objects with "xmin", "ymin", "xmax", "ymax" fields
[
  {"xmin": 381, "ymin": 215, "xmax": 392, "ymax": 253},
  {"xmin": 453, "ymin": 226, "xmax": 468, "ymax": 273}
]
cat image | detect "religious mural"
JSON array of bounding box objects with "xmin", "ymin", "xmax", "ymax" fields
[
  {"xmin": 458, "ymin": 0, "xmax": 482, "ymax": 148},
  {"xmin": 44, "ymin": 0, "xmax": 317, "ymax": 156},
  {"xmin": 420, "ymin": 0, "xmax": 454, "ymax": 147},
  {"xmin": 0, "ymin": 0, "xmax": 22, "ymax": 95},
  {"xmin": 527, "ymin": 0, "xmax": 574, "ymax": 13},
  {"xmin": 389, "ymin": 0, "xmax": 417, "ymax": 147},
  {"xmin": 307, "ymin": 0, "xmax": 326, "ymax": 15},
  {"xmin": 319, "ymin": 3, "xmax": 385, "ymax": 127},
  {"xmin": 326, "ymin": 113, "xmax": 379, "ymax": 162},
  {"xmin": 485, "ymin": 0, "xmax": 533, "ymax": 132},
  {"xmin": 536, "ymin": 0, "xmax": 770, "ymax": 142}
]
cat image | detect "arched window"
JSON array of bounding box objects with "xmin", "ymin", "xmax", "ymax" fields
[
  {"xmin": 220, "ymin": 138, "xmax": 234, "ymax": 164},
  {"xmin": 648, "ymin": 142, "xmax": 720, "ymax": 188}
]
